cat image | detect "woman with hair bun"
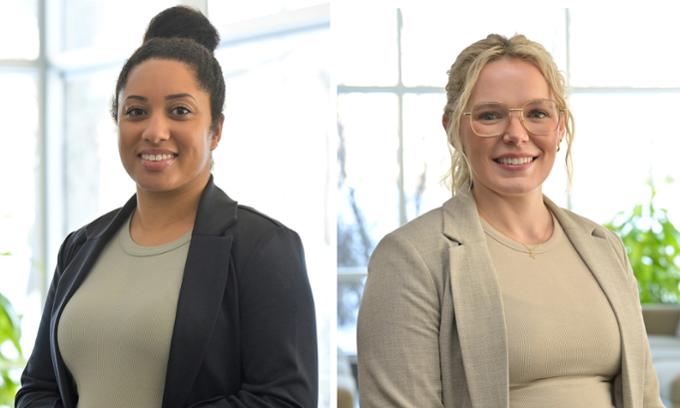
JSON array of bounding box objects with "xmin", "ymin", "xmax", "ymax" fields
[
  {"xmin": 16, "ymin": 6, "xmax": 317, "ymax": 408},
  {"xmin": 357, "ymin": 33, "xmax": 663, "ymax": 407}
]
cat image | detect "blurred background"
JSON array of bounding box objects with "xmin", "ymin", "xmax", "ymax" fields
[{"xmin": 0, "ymin": 0, "xmax": 332, "ymax": 406}]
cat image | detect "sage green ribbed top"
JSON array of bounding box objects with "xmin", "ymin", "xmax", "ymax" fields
[
  {"xmin": 58, "ymin": 215, "xmax": 190, "ymax": 407},
  {"xmin": 482, "ymin": 214, "xmax": 621, "ymax": 408}
]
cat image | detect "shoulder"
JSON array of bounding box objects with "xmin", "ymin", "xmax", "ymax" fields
[
  {"xmin": 373, "ymin": 207, "xmax": 447, "ymax": 265},
  {"xmin": 233, "ymin": 204, "xmax": 302, "ymax": 253},
  {"xmin": 198, "ymin": 179, "xmax": 300, "ymax": 243},
  {"xmin": 54, "ymin": 204, "xmax": 129, "ymax": 273},
  {"xmin": 228, "ymin": 204, "xmax": 305, "ymax": 273},
  {"xmin": 83, "ymin": 207, "xmax": 123, "ymax": 236},
  {"xmin": 70, "ymin": 206, "xmax": 124, "ymax": 245},
  {"xmin": 373, "ymin": 198, "xmax": 462, "ymax": 263},
  {"xmin": 379, "ymin": 205, "xmax": 447, "ymax": 253},
  {"xmin": 369, "ymin": 205, "xmax": 450, "ymax": 292},
  {"xmin": 235, "ymin": 204, "xmax": 297, "ymax": 238},
  {"xmin": 387, "ymin": 206, "xmax": 445, "ymax": 242},
  {"xmin": 552, "ymin": 204, "xmax": 618, "ymax": 239},
  {"xmin": 549, "ymin": 201, "xmax": 626, "ymax": 259}
]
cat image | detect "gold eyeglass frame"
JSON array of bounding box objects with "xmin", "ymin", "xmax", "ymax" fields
[{"xmin": 462, "ymin": 99, "xmax": 567, "ymax": 138}]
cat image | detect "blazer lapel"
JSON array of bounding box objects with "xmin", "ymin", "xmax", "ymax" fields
[
  {"xmin": 162, "ymin": 177, "xmax": 238, "ymax": 408},
  {"xmin": 547, "ymin": 199, "xmax": 642, "ymax": 408},
  {"xmin": 442, "ymin": 193, "xmax": 509, "ymax": 408}
]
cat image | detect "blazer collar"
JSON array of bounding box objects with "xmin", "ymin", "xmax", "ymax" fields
[
  {"xmin": 440, "ymin": 192, "xmax": 640, "ymax": 407},
  {"xmin": 161, "ymin": 176, "xmax": 239, "ymax": 408},
  {"xmin": 83, "ymin": 175, "xmax": 238, "ymax": 240},
  {"xmin": 442, "ymin": 191, "xmax": 509, "ymax": 407},
  {"xmin": 192, "ymin": 175, "xmax": 238, "ymax": 236}
]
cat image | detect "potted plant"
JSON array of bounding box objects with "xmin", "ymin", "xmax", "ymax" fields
[
  {"xmin": 605, "ymin": 180, "xmax": 680, "ymax": 304},
  {"xmin": 0, "ymin": 252, "xmax": 23, "ymax": 407}
]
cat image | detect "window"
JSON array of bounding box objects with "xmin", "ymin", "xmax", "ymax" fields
[{"xmin": 0, "ymin": 0, "xmax": 42, "ymax": 356}]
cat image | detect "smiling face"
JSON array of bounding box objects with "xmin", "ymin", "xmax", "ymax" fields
[
  {"xmin": 117, "ymin": 58, "xmax": 222, "ymax": 195},
  {"xmin": 461, "ymin": 57, "xmax": 563, "ymax": 200}
]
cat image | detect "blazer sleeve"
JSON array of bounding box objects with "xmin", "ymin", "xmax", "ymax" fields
[
  {"xmin": 609, "ymin": 231, "xmax": 665, "ymax": 408},
  {"xmin": 15, "ymin": 232, "xmax": 81, "ymax": 408},
  {"xmin": 203, "ymin": 227, "xmax": 317, "ymax": 408},
  {"xmin": 357, "ymin": 231, "xmax": 445, "ymax": 408}
]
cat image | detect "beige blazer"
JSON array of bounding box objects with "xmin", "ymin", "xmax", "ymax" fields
[{"xmin": 357, "ymin": 191, "xmax": 664, "ymax": 408}]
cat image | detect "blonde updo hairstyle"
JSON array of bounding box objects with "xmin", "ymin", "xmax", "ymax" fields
[{"xmin": 443, "ymin": 33, "xmax": 574, "ymax": 195}]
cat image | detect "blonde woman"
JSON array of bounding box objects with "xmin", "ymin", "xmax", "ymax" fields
[{"xmin": 358, "ymin": 34, "xmax": 663, "ymax": 407}]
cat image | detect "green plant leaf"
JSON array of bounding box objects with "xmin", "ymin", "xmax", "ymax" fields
[
  {"xmin": 606, "ymin": 179, "xmax": 680, "ymax": 304},
  {"xmin": 0, "ymin": 292, "xmax": 22, "ymax": 406}
]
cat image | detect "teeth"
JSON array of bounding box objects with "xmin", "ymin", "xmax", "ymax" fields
[
  {"xmin": 497, "ymin": 157, "xmax": 533, "ymax": 165},
  {"xmin": 141, "ymin": 153, "xmax": 174, "ymax": 161}
]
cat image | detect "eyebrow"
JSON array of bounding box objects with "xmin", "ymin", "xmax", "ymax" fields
[
  {"xmin": 473, "ymin": 99, "xmax": 551, "ymax": 107},
  {"xmin": 124, "ymin": 93, "xmax": 197, "ymax": 102}
]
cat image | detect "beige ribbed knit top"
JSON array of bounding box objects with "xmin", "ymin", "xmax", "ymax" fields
[
  {"xmin": 57, "ymin": 215, "xmax": 190, "ymax": 407},
  {"xmin": 482, "ymin": 215, "xmax": 621, "ymax": 408}
]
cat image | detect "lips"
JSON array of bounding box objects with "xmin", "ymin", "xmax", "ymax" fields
[
  {"xmin": 138, "ymin": 150, "xmax": 177, "ymax": 171},
  {"xmin": 494, "ymin": 156, "xmax": 535, "ymax": 165},
  {"xmin": 140, "ymin": 153, "xmax": 176, "ymax": 161}
]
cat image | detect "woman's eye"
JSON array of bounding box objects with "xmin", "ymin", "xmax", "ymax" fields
[
  {"xmin": 125, "ymin": 107, "xmax": 146, "ymax": 117},
  {"xmin": 475, "ymin": 110, "xmax": 505, "ymax": 122},
  {"xmin": 527, "ymin": 109, "xmax": 549, "ymax": 119},
  {"xmin": 170, "ymin": 106, "xmax": 191, "ymax": 116}
]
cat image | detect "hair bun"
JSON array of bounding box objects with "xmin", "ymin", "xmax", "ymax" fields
[{"xmin": 143, "ymin": 6, "xmax": 220, "ymax": 52}]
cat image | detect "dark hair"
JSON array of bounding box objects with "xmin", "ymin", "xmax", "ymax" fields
[{"xmin": 111, "ymin": 6, "xmax": 225, "ymax": 130}]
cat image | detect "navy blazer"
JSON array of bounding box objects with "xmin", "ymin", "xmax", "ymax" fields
[{"xmin": 16, "ymin": 177, "xmax": 318, "ymax": 407}]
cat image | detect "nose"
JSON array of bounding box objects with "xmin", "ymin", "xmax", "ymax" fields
[
  {"xmin": 502, "ymin": 110, "xmax": 529, "ymax": 144},
  {"xmin": 142, "ymin": 113, "xmax": 170, "ymax": 144}
]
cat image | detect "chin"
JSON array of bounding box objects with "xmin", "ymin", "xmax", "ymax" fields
[
  {"xmin": 133, "ymin": 175, "xmax": 179, "ymax": 193},
  {"xmin": 477, "ymin": 177, "xmax": 543, "ymax": 198},
  {"xmin": 498, "ymin": 180, "xmax": 545, "ymax": 197}
]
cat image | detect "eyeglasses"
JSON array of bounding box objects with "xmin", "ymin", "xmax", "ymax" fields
[{"xmin": 462, "ymin": 99, "xmax": 565, "ymax": 138}]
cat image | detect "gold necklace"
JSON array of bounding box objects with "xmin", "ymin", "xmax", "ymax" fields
[{"xmin": 518, "ymin": 241, "xmax": 540, "ymax": 259}]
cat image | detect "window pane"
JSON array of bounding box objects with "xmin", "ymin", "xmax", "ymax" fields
[
  {"xmin": 0, "ymin": 0, "xmax": 39, "ymax": 59},
  {"xmin": 337, "ymin": 273, "xmax": 365, "ymax": 355},
  {"xmin": 569, "ymin": 92, "xmax": 680, "ymax": 224},
  {"xmin": 213, "ymin": 30, "xmax": 330, "ymax": 239},
  {"xmin": 400, "ymin": 7, "xmax": 567, "ymax": 86},
  {"xmin": 403, "ymin": 93, "xmax": 451, "ymax": 219},
  {"xmin": 64, "ymin": 69, "xmax": 135, "ymax": 232},
  {"xmin": 334, "ymin": 8, "xmax": 399, "ymax": 85},
  {"xmin": 62, "ymin": 0, "xmax": 178, "ymax": 53},
  {"xmin": 338, "ymin": 93, "xmax": 400, "ymax": 267},
  {"xmin": 0, "ymin": 72, "xmax": 41, "ymax": 353},
  {"xmin": 209, "ymin": 0, "xmax": 326, "ymax": 25},
  {"xmin": 570, "ymin": 10, "xmax": 680, "ymax": 87}
]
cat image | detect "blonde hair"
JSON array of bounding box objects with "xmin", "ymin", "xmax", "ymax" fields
[{"xmin": 443, "ymin": 33, "xmax": 574, "ymax": 195}]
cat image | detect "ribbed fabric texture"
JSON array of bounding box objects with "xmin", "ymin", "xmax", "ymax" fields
[
  {"xmin": 482, "ymin": 215, "xmax": 621, "ymax": 408},
  {"xmin": 57, "ymin": 215, "xmax": 190, "ymax": 407}
]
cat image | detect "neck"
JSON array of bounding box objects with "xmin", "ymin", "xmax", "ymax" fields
[
  {"xmin": 130, "ymin": 175, "xmax": 209, "ymax": 246},
  {"xmin": 472, "ymin": 186, "xmax": 553, "ymax": 245}
]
